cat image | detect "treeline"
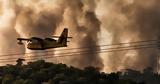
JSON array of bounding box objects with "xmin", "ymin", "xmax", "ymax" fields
[{"xmin": 0, "ymin": 59, "xmax": 159, "ymax": 84}]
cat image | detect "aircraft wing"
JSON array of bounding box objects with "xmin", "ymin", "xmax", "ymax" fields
[
  {"xmin": 17, "ymin": 38, "xmax": 31, "ymax": 45},
  {"xmin": 17, "ymin": 38, "xmax": 31, "ymax": 41}
]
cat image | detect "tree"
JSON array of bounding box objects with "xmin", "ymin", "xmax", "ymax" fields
[
  {"xmin": 2, "ymin": 74, "xmax": 14, "ymax": 84},
  {"xmin": 16, "ymin": 58, "xmax": 25, "ymax": 67}
]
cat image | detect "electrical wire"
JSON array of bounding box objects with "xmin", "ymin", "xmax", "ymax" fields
[
  {"xmin": 16, "ymin": 43, "xmax": 160, "ymax": 59},
  {"xmin": 0, "ymin": 39, "xmax": 159, "ymax": 57},
  {"xmin": 0, "ymin": 42, "xmax": 158, "ymax": 64}
]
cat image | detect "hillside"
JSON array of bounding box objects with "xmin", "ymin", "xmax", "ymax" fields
[{"xmin": 0, "ymin": 59, "xmax": 159, "ymax": 84}]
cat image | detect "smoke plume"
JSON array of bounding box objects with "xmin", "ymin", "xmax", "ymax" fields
[
  {"xmin": 97, "ymin": 0, "xmax": 160, "ymax": 72},
  {"xmin": 0, "ymin": 0, "xmax": 103, "ymax": 69},
  {"xmin": 0, "ymin": 0, "xmax": 160, "ymax": 72},
  {"xmin": 0, "ymin": 0, "xmax": 25, "ymax": 65}
]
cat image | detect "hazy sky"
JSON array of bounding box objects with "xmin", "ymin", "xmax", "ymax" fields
[{"xmin": 0, "ymin": 0, "xmax": 160, "ymax": 73}]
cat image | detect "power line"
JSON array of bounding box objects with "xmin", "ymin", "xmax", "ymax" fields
[
  {"xmin": 30, "ymin": 44, "xmax": 158, "ymax": 59},
  {"xmin": 53, "ymin": 39, "xmax": 159, "ymax": 50},
  {"xmin": 0, "ymin": 44, "xmax": 158, "ymax": 60},
  {"xmin": 0, "ymin": 43, "xmax": 158, "ymax": 64},
  {"xmin": 0, "ymin": 39, "xmax": 159, "ymax": 57},
  {"xmin": 20, "ymin": 43, "xmax": 160, "ymax": 59}
]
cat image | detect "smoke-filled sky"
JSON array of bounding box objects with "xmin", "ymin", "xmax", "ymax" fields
[{"xmin": 0, "ymin": 0, "xmax": 160, "ymax": 73}]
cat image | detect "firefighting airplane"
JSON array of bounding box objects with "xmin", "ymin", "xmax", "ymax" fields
[{"xmin": 17, "ymin": 28, "xmax": 72, "ymax": 50}]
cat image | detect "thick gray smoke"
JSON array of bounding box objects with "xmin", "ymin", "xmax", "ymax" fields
[
  {"xmin": 97, "ymin": 0, "xmax": 160, "ymax": 72},
  {"xmin": 15, "ymin": 0, "xmax": 104, "ymax": 69},
  {"xmin": 0, "ymin": 0, "xmax": 160, "ymax": 72},
  {"xmin": 0, "ymin": 0, "xmax": 25, "ymax": 65},
  {"xmin": 131, "ymin": 0, "xmax": 160, "ymax": 72},
  {"xmin": 60, "ymin": 0, "xmax": 103, "ymax": 68}
]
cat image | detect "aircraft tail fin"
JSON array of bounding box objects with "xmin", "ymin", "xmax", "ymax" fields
[{"xmin": 58, "ymin": 28, "xmax": 68, "ymax": 46}]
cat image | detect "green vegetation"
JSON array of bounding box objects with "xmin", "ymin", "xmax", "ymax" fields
[{"xmin": 0, "ymin": 59, "xmax": 158, "ymax": 84}]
